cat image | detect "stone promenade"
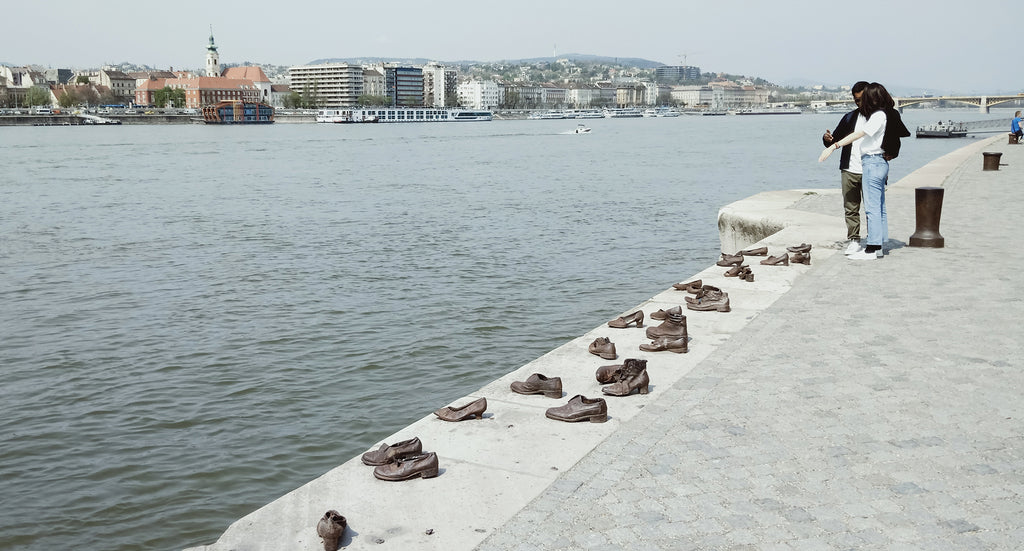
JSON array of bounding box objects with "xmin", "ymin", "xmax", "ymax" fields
[{"xmin": 475, "ymin": 136, "xmax": 1024, "ymax": 551}]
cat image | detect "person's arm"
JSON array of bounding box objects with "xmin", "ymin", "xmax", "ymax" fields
[{"xmin": 819, "ymin": 130, "xmax": 865, "ymax": 162}]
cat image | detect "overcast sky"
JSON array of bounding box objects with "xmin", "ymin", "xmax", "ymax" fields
[{"xmin": 5, "ymin": 0, "xmax": 1019, "ymax": 94}]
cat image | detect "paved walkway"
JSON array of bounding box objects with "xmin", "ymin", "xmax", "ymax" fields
[{"xmin": 475, "ymin": 137, "xmax": 1024, "ymax": 550}]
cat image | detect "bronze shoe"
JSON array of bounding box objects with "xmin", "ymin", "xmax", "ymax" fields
[
  {"xmin": 740, "ymin": 266, "xmax": 754, "ymax": 282},
  {"xmin": 649, "ymin": 305, "xmax": 683, "ymax": 320},
  {"xmin": 685, "ymin": 285, "xmax": 722, "ymax": 304},
  {"xmin": 639, "ymin": 336, "xmax": 689, "ymax": 353},
  {"xmin": 545, "ymin": 395, "xmax": 608, "ymax": 423},
  {"xmin": 760, "ymin": 253, "xmax": 790, "ymax": 266},
  {"xmin": 791, "ymin": 252, "xmax": 811, "ymax": 265},
  {"xmin": 596, "ymin": 358, "xmax": 646, "ymax": 384},
  {"xmin": 317, "ymin": 510, "xmax": 347, "ymax": 551},
  {"xmin": 645, "ymin": 311, "xmax": 687, "ymax": 340},
  {"xmin": 607, "ymin": 310, "xmax": 644, "ymax": 328},
  {"xmin": 434, "ymin": 397, "xmax": 487, "ymax": 421},
  {"xmin": 361, "ymin": 437, "xmax": 423, "ymax": 466},
  {"xmin": 510, "ymin": 373, "xmax": 563, "ymax": 398},
  {"xmin": 373, "ymin": 451, "xmax": 439, "ymax": 481},
  {"xmin": 686, "ymin": 292, "xmax": 731, "ymax": 312},
  {"xmin": 724, "ymin": 264, "xmax": 747, "ymax": 277},
  {"xmin": 602, "ymin": 360, "xmax": 650, "ymax": 396},
  {"xmin": 672, "ymin": 279, "xmax": 702, "ymax": 293},
  {"xmin": 786, "ymin": 243, "xmax": 812, "ymax": 253},
  {"xmin": 738, "ymin": 246, "xmax": 768, "ymax": 256},
  {"xmin": 588, "ymin": 337, "xmax": 618, "ymax": 360},
  {"xmin": 716, "ymin": 253, "xmax": 744, "ymax": 267}
]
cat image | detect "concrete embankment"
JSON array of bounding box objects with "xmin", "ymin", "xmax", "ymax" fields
[
  {"xmin": 186, "ymin": 135, "xmax": 1023, "ymax": 551},
  {"xmin": 0, "ymin": 113, "xmax": 313, "ymax": 126}
]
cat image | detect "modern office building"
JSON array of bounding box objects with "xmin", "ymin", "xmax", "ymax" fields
[
  {"xmin": 384, "ymin": 66, "xmax": 424, "ymax": 107},
  {"xmin": 288, "ymin": 63, "xmax": 364, "ymax": 107}
]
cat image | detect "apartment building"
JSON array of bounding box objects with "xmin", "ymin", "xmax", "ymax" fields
[
  {"xmin": 422, "ymin": 62, "xmax": 457, "ymax": 108},
  {"xmin": 457, "ymin": 79, "xmax": 499, "ymax": 110},
  {"xmin": 288, "ymin": 63, "xmax": 364, "ymax": 107},
  {"xmin": 385, "ymin": 66, "xmax": 424, "ymax": 107}
]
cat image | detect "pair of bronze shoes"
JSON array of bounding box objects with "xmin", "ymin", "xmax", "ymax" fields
[
  {"xmin": 595, "ymin": 358, "xmax": 651, "ymax": 395},
  {"xmin": 589, "ymin": 337, "xmax": 617, "ymax": 359},
  {"xmin": 672, "ymin": 279, "xmax": 701, "ymax": 293},
  {"xmin": 728, "ymin": 265, "xmax": 754, "ymax": 281},
  {"xmin": 361, "ymin": 437, "xmax": 440, "ymax": 481},
  {"xmin": 686, "ymin": 286, "xmax": 731, "ymax": 312},
  {"xmin": 717, "ymin": 246, "xmax": 768, "ymax": 267},
  {"xmin": 317, "ymin": 510, "xmax": 347, "ymax": 551},
  {"xmin": 641, "ymin": 309, "xmax": 689, "ymax": 352},
  {"xmin": 607, "ymin": 310, "xmax": 643, "ymax": 328},
  {"xmin": 511, "ymin": 373, "xmax": 562, "ymax": 398},
  {"xmin": 545, "ymin": 394, "xmax": 608, "ymax": 422},
  {"xmin": 650, "ymin": 304, "xmax": 683, "ymax": 320},
  {"xmin": 760, "ymin": 251, "xmax": 811, "ymax": 266},
  {"xmin": 787, "ymin": 243, "xmax": 812, "ymax": 253},
  {"xmin": 434, "ymin": 397, "xmax": 487, "ymax": 421},
  {"xmin": 598, "ymin": 356, "xmax": 651, "ymax": 395}
]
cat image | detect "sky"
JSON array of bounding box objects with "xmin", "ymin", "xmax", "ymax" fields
[{"xmin": 4, "ymin": 0, "xmax": 1020, "ymax": 95}]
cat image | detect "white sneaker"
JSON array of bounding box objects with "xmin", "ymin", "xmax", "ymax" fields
[
  {"xmin": 847, "ymin": 249, "xmax": 877, "ymax": 261},
  {"xmin": 844, "ymin": 240, "xmax": 863, "ymax": 255}
]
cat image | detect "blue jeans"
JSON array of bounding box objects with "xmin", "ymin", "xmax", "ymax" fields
[{"xmin": 862, "ymin": 154, "xmax": 889, "ymax": 247}]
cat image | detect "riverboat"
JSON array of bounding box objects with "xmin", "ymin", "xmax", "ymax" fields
[
  {"xmin": 733, "ymin": 107, "xmax": 802, "ymax": 115},
  {"xmin": 315, "ymin": 107, "xmax": 492, "ymax": 123},
  {"xmin": 916, "ymin": 122, "xmax": 968, "ymax": 138},
  {"xmin": 202, "ymin": 100, "xmax": 275, "ymax": 124},
  {"xmin": 602, "ymin": 108, "xmax": 643, "ymax": 118}
]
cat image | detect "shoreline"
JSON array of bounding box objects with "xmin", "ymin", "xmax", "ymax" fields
[{"xmin": 184, "ymin": 135, "xmax": 1005, "ymax": 551}]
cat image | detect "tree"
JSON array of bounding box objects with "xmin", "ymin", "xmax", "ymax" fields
[
  {"xmin": 25, "ymin": 87, "xmax": 50, "ymax": 107},
  {"xmin": 58, "ymin": 89, "xmax": 79, "ymax": 108},
  {"xmin": 78, "ymin": 87, "xmax": 100, "ymax": 107},
  {"xmin": 76, "ymin": 75, "xmax": 90, "ymax": 85},
  {"xmin": 283, "ymin": 91, "xmax": 302, "ymax": 109},
  {"xmin": 153, "ymin": 86, "xmax": 186, "ymax": 108},
  {"xmin": 356, "ymin": 94, "xmax": 390, "ymax": 106}
]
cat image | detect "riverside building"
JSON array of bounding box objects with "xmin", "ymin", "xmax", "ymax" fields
[{"xmin": 288, "ymin": 63, "xmax": 364, "ymax": 107}]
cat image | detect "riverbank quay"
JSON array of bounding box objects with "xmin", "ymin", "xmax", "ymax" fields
[{"xmin": 184, "ymin": 135, "xmax": 1022, "ymax": 551}]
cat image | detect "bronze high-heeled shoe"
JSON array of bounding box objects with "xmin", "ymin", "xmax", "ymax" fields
[
  {"xmin": 760, "ymin": 253, "xmax": 789, "ymax": 266},
  {"xmin": 716, "ymin": 253, "xmax": 744, "ymax": 267},
  {"xmin": 738, "ymin": 246, "xmax": 768, "ymax": 256},
  {"xmin": 317, "ymin": 510, "xmax": 347, "ymax": 551},
  {"xmin": 724, "ymin": 264, "xmax": 747, "ymax": 277},
  {"xmin": 790, "ymin": 252, "xmax": 811, "ymax": 265},
  {"xmin": 607, "ymin": 310, "xmax": 644, "ymax": 328},
  {"xmin": 434, "ymin": 397, "xmax": 487, "ymax": 421}
]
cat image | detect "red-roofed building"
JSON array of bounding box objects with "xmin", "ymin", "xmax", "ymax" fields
[
  {"xmin": 135, "ymin": 76, "xmax": 261, "ymax": 108},
  {"xmin": 222, "ymin": 66, "xmax": 272, "ymax": 104}
]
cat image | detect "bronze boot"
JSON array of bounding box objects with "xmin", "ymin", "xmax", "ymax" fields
[
  {"xmin": 602, "ymin": 360, "xmax": 650, "ymax": 396},
  {"xmin": 645, "ymin": 311, "xmax": 687, "ymax": 340},
  {"xmin": 317, "ymin": 510, "xmax": 347, "ymax": 551}
]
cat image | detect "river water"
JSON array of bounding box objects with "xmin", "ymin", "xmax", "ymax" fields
[{"xmin": 0, "ymin": 109, "xmax": 1002, "ymax": 550}]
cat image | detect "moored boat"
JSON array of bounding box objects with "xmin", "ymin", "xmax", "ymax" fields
[
  {"xmin": 202, "ymin": 100, "xmax": 274, "ymax": 124},
  {"xmin": 316, "ymin": 107, "xmax": 491, "ymax": 123},
  {"xmin": 916, "ymin": 122, "xmax": 968, "ymax": 138}
]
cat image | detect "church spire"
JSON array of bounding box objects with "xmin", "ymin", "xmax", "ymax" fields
[{"xmin": 205, "ymin": 25, "xmax": 220, "ymax": 77}]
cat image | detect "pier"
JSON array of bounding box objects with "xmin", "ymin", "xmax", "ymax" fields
[{"xmin": 186, "ymin": 135, "xmax": 1024, "ymax": 550}]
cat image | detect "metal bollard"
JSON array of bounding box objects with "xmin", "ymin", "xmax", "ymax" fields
[
  {"xmin": 908, "ymin": 187, "xmax": 945, "ymax": 248},
  {"xmin": 982, "ymin": 152, "xmax": 1002, "ymax": 171},
  {"xmin": 1010, "ymin": 133, "xmax": 1020, "ymax": 145}
]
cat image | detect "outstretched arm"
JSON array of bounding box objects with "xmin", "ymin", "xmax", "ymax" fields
[{"xmin": 819, "ymin": 130, "xmax": 866, "ymax": 162}]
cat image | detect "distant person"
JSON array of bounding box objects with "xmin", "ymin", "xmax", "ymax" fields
[
  {"xmin": 1012, "ymin": 111, "xmax": 1023, "ymax": 142},
  {"xmin": 819, "ymin": 82, "xmax": 898, "ymax": 261},
  {"xmin": 822, "ymin": 81, "xmax": 869, "ymax": 255}
]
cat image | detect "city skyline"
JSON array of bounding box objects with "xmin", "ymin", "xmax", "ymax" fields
[{"xmin": 6, "ymin": 0, "xmax": 1020, "ymax": 94}]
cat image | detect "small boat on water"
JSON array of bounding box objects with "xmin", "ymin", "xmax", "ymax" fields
[
  {"xmin": 202, "ymin": 100, "xmax": 275, "ymax": 124},
  {"xmin": 916, "ymin": 122, "xmax": 968, "ymax": 138},
  {"xmin": 574, "ymin": 123, "xmax": 591, "ymax": 134}
]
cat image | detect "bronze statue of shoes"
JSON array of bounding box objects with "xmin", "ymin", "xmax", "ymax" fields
[
  {"xmin": 645, "ymin": 312, "xmax": 687, "ymax": 340},
  {"xmin": 786, "ymin": 243, "xmax": 812, "ymax": 253},
  {"xmin": 686, "ymin": 292, "xmax": 731, "ymax": 312},
  {"xmin": 511, "ymin": 373, "xmax": 563, "ymax": 398},
  {"xmin": 740, "ymin": 266, "xmax": 755, "ymax": 282},
  {"xmin": 607, "ymin": 310, "xmax": 644, "ymax": 328},
  {"xmin": 790, "ymin": 252, "xmax": 811, "ymax": 265},
  {"xmin": 545, "ymin": 395, "xmax": 608, "ymax": 423},
  {"xmin": 601, "ymin": 361, "xmax": 650, "ymax": 395},
  {"xmin": 738, "ymin": 246, "xmax": 768, "ymax": 256},
  {"xmin": 317, "ymin": 510, "xmax": 347, "ymax": 551},
  {"xmin": 685, "ymin": 285, "xmax": 722, "ymax": 304},
  {"xmin": 596, "ymin": 358, "xmax": 646, "ymax": 384},
  {"xmin": 650, "ymin": 305, "xmax": 683, "ymax": 320},
  {"xmin": 672, "ymin": 279, "xmax": 702, "ymax": 293},
  {"xmin": 434, "ymin": 397, "xmax": 487, "ymax": 421},
  {"xmin": 588, "ymin": 337, "xmax": 618, "ymax": 360},
  {"xmin": 639, "ymin": 336, "xmax": 689, "ymax": 353},
  {"xmin": 724, "ymin": 264, "xmax": 747, "ymax": 277},
  {"xmin": 361, "ymin": 437, "xmax": 423, "ymax": 466},
  {"xmin": 760, "ymin": 253, "xmax": 790, "ymax": 266},
  {"xmin": 373, "ymin": 451, "xmax": 440, "ymax": 481},
  {"xmin": 716, "ymin": 253, "xmax": 744, "ymax": 267}
]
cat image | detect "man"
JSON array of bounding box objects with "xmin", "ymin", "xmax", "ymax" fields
[
  {"xmin": 1012, "ymin": 111, "xmax": 1023, "ymax": 142},
  {"xmin": 823, "ymin": 81, "xmax": 910, "ymax": 255}
]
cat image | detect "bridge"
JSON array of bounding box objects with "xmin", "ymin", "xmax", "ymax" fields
[{"xmin": 819, "ymin": 94, "xmax": 1022, "ymax": 113}]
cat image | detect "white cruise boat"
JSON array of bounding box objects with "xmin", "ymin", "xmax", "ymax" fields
[
  {"xmin": 316, "ymin": 108, "xmax": 491, "ymax": 123},
  {"xmin": 602, "ymin": 108, "xmax": 643, "ymax": 118}
]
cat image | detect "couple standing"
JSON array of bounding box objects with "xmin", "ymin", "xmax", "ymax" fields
[{"xmin": 819, "ymin": 82, "xmax": 910, "ymax": 261}]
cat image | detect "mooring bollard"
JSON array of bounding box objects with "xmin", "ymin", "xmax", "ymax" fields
[
  {"xmin": 1010, "ymin": 133, "xmax": 1020, "ymax": 145},
  {"xmin": 909, "ymin": 187, "xmax": 945, "ymax": 248},
  {"xmin": 982, "ymin": 152, "xmax": 1002, "ymax": 171}
]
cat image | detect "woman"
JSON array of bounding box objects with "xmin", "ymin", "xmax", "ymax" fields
[{"xmin": 819, "ymin": 82, "xmax": 893, "ymax": 260}]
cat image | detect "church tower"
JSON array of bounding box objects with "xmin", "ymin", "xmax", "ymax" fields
[{"xmin": 205, "ymin": 27, "xmax": 220, "ymax": 77}]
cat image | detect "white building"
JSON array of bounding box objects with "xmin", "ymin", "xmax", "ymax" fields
[
  {"xmin": 288, "ymin": 63, "xmax": 364, "ymax": 107},
  {"xmin": 457, "ymin": 79, "xmax": 499, "ymax": 110}
]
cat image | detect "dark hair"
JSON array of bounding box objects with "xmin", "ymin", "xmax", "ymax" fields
[
  {"xmin": 858, "ymin": 82, "xmax": 894, "ymax": 117},
  {"xmin": 851, "ymin": 81, "xmax": 869, "ymax": 94}
]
